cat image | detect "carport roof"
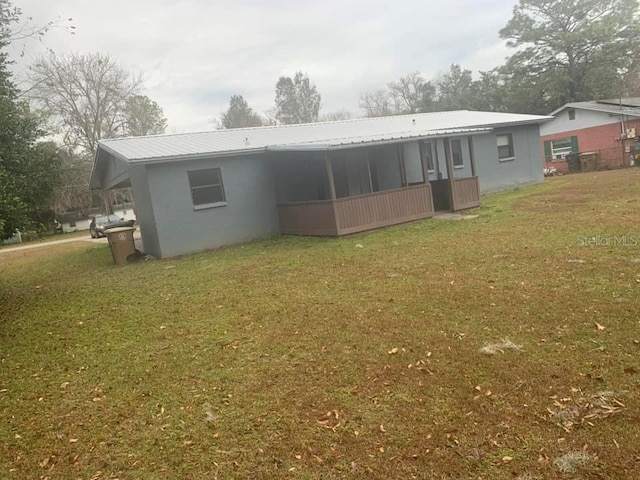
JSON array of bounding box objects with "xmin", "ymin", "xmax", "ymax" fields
[{"xmin": 96, "ymin": 110, "xmax": 550, "ymax": 163}]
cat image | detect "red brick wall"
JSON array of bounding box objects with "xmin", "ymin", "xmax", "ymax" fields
[{"xmin": 541, "ymin": 119, "xmax": 640, "ymax": 170}]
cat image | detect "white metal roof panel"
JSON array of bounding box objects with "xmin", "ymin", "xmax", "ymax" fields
[{"xmin": 98, "ymin": 110, "xmax": 551, "ymax": 163}]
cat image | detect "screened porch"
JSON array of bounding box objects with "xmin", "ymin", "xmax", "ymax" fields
[{"xmin": 273, "ymin": 136, "xmax": 480, "ymax": 237}]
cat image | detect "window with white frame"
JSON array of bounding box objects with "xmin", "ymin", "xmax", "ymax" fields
[
  {"xmin": 451, "ymin": 139, "xmax": 463, "ymax": 168},
  {"xmin": 497, "ymin": 134, "xmax": 514, "ymax": 160},
  {"xmin": 188, "ymin": 168, "xmax": 226, "ymax": 208},
  {"xmin": 551, "ymin": 138, "xmax": 573, "ymax": 159}
]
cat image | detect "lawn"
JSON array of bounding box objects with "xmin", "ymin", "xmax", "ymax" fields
[{"xmin": 1, "ymin": 169, "xmax": 639, "ymax": 479}]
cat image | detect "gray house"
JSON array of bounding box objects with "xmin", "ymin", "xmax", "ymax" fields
[{"xmin": 90, "ymin": 110, "xmax": 549, "ymax": 258}]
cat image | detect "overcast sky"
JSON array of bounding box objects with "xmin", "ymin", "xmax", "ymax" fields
[{"xmin": 8, "ymin": 0, "xmax": 518, "ymax": 133}]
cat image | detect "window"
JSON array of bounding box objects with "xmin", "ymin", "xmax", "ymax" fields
[
  {"xmin": 544, "ymin": 136, "xmax": 578, "ymax": 162},
  {"xmin": 188, "ymin": 168, "xmax": 226, "ymax": 208},
  {"xmin": 497, "ymin": 134, "xmax": 514, "ymax": 161},
  {"xmin": 451, "ymin": 139, "xmax": 463, "ymax": 168},
  {"xmin": 568, "ymin": 109, "xmax": 575, "ymax": 121},
  {"xmin": 551, "ymin": 138, "xmax": 573, "ymax": 159},
  {"xmin": 69, "ymin": 221, "xmax": 76, "ymax": 227},
  {"xmin": 421, "ymin": 142, "xmax": 435, "ymax": 172}
]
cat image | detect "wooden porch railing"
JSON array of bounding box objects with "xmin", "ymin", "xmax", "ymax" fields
[
  {"xmin": 451, "ymin": 177, "xmax": 480, "ymax": 211},
  {"xmin": 278, "ymin": 200, "xmax": 338, "ymax": 236},
  {"xmin": 334, "ymin": 184, "xmax": 434, "ymax": 235},
  {"xmin": 277, "ymin": 184, "xmax": 434, "ymax": 236}
]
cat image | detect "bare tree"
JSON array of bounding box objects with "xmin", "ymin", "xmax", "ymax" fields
[
  {"xmin": 359, "ymin": 89, "xmax": 401, "ymax": 117},
  {"xmin": 28, "ymin": 51, "xmax": 142, "ymax": 156},
  {"xmin": 1, "ymin": 0, "xmax": 74, "ymax": 54},
  {"xmin": 388, "ymin": 72, "xmax": 433, "ymax": 114},
  {"xmin": 320, "ymin": 109, "xmax": 353, "ymax": 122},
  {"xmin": 28, "ymin": 52, "xmax": 145, "ymax": 214}
]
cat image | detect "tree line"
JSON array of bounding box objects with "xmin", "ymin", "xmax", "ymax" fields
[
  {"xmin": 222, "ymin": 0, "xmax": 640, "ymax": 126},
  {"xmin": 0, "ymin": 1, "xmax": 168, "ymax": 239},
  {"xmin": 2, "ymin": 0, "xmax": 640, "ymax": 239}
]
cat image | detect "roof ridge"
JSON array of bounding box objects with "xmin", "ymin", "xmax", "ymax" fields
[{"xmin": 100, "ymin": 110, "xmax": 476, "ymax": 143}]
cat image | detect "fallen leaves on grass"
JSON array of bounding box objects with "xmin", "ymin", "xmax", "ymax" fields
[
  {"xmin": 317, "ymin": 409, "xmax": 344, "ymax": 432},
  {"xmin": 549, "ymin": 391, "xmax": 625, "ymax": 431},
  {"xmin": 479, "ymin": 339, "xmax": 522, "ymax": 355}
]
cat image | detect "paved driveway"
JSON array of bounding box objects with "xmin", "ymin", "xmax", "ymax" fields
[{"xmin": 0, "ymin": 231, "xmax": 143, "ymax": 255}]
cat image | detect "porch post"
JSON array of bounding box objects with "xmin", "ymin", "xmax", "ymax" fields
[
  {"xmin": 418, "ymin": 142, "xmax": 428, "ymax": 184},
  {"xmin": 468, "ymin": 135, "xmax": 477, "ymax": 177},
  {"xmin": 434, "ymin": 140, "xmax": 442, "ymax": 179},
  {"xmin": 445, "ymin": 138, "xmax": 455, "ymax": 180},
  {"xmin": 325, "ymin": 151, "xmax": 337, "ymax": 200},
  {"xmin": 398, "ymin": 144, "xmax": 407, "ymax": 186},
  {"xmin": 445, "ymin": 138, "xmax": 456, "ymax": 210},
  {"xmin": 366, "ymin": 152, "xmax": 374, "ymax": 193}
]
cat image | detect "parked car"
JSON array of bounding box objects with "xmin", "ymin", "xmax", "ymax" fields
[{"xmin": 90, "ymin": 214, "xmax": 135, "ymax": 238}]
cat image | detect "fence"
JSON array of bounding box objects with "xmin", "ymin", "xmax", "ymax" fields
[{"xmin": 546, "ymin": 146, "xmax": 639, "ymax": 174}]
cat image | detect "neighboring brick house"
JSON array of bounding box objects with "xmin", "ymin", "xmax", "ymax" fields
[{"xmin": 540, "ymin": 98, "xmax": 640, "ymax": 173}]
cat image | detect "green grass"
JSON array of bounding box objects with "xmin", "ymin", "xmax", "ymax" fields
[{"xmin": 1, "ymin": 169, "xmax": 640, "ymax": 479}]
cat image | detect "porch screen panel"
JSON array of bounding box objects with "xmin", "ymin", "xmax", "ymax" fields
[
  {"xmin": 345, "ymin": 152, "xmax": 371, "ymax": 196},
  {"xmin": 404, "ymin": 142, "xmax": 424, "ymax": 185},
  {"xmin": 370, "ymin": 145, "xmax": 402, "ymax": 192},
  {"xmin": 331, "ymin": 156, "xmax": 349, "ymax": 198}
]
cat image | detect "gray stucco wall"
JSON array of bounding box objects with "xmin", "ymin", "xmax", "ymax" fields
[
  {"xmin": 473, "ymin": 124, "xmax": 543, "ymax": 193},
  {"xmin": 143, "ymin": 155, "xmax": 280, "ymax": 258},
  {"xmin": 540, "ymin": 108, "xmax": 617, "ymax": 136},
  {"xmin": 129, "ymin": 165, "xmax": 161, "ymax": 257}
]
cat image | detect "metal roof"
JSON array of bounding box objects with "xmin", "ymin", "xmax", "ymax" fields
[
  {"xmin": 97, "ymin": 110, "xmax": 551, "ymax": 163},
  {"xmin": 549, "ymin": 101, "xmax": 640, "ymax": 118}
]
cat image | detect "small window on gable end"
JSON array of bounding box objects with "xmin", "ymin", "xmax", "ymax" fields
[
  {"xmin": 568, "ymin": 109, "xmax": 575, "ymax": 121},
  {"xmin": 188, "ymin": 167, "xmax": 226, "ymax": 208},
  {"xmin": 497, "ymin": 134, "xmax": 514, "ymax": 161}
]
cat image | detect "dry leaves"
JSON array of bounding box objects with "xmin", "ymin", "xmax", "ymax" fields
[
  {"xmin": 317, "ymin": 409, "xmax": 344, "ymax": 432},
  {"xmin": 549, "ymin": 391, "xmax": 625, "ymax": 431}
]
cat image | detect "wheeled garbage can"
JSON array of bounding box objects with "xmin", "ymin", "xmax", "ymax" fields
[{"xmin": 105, "ymin": 227, "xmax": 137, "ymax": 265}]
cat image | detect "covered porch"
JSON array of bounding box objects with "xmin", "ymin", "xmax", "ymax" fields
[{"xmin": 273, "ymin": 135, "xmax": 480, "ymax": 237}]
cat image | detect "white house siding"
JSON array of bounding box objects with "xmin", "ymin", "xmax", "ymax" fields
[
  {"xmin": 540, "ymin": 108, "xmax": 620, "ymax": 136},
  {"xmin": 113, "ymin": 207, "xmax": 136, "ymax": 222},
  {"xmin": 62, "ymin": 218, "xmax": 92, "ymax": 233}
]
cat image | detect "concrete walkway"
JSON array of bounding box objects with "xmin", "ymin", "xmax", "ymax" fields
[
  {"xmin": 432, "ymin": 212, "xmax": 479, "ymax": 221},
  {"xmin": 0, "ymin": 231, "xmax": 142, "ymax": 254}
]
